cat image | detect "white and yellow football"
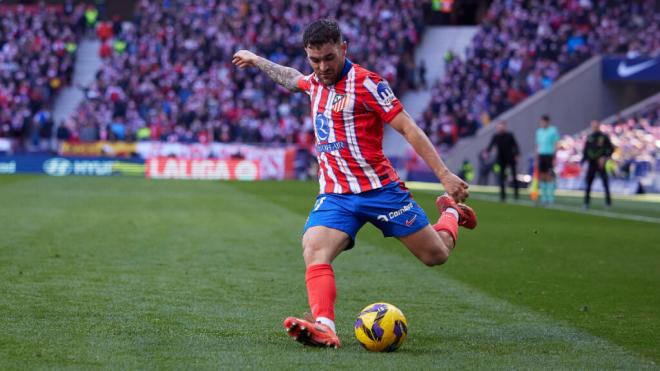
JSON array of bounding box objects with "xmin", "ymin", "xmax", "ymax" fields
[{"xmin": 354, "ymin": 302, "xmax": 408, "ymax": 352}]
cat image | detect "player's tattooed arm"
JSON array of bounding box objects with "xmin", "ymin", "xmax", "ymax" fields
[
  {"xmin": 232, "ymin": 50, "xmax": 302, "ymax": 92},
  {"xmin": 254, "ymin": 57, "xmax": 303, "ymax": 92}
]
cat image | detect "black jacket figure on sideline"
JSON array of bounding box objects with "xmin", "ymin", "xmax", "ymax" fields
[
  {"xmin": 582, "ymin": 120, "xmax": 614, "ymax": 208},
  {"xmin": 487, "ymin": 122, "xmax": 520, "ymax": 201}
]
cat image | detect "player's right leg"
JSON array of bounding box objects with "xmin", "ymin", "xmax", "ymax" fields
[
  {"xmin": 284, "ymin": 194, "xmax": 363, "ymax": 349},
  {"xmin": 284, "ymin": 227, "xmax": 348, "ymax": 348}
]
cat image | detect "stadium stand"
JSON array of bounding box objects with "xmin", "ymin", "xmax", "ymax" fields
[
  {"xmin": 418, "ymin": 0, "xmax": 659, "ymax": 149},
  {"xmin": 63, "ymin": 0, "xmax": 426, "ymax": 146},
  {"xmin": 0, "ymin": 4, "xmax": 85, "ymax": 151}
]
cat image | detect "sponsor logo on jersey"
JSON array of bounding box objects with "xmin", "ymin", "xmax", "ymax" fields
[
  {"xmin": 376, "ymin": 81, "xmax": 395, "ymax": 105},
  {"xmin": 317, "ymin": 141, "xmax": 346, "ymax": 153},
  {"xmin": 314, "ymin": 113, "xmax": 330, "ymax": 141}
]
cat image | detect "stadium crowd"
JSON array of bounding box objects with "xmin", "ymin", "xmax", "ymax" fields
[
  {"xmin": 60, "ymin": 0, "xmax": 425, "ymax": 145},
  {"xmin": 0, "ymin": 3, "xmax": 86, "ymax": 150},
  {"xmin": 418, "ymin": 0, "xmax": 659, "ymax": 149},
  {"xmin": 556, "ymin": 102, "xmax": 660, "ymax": 180}
]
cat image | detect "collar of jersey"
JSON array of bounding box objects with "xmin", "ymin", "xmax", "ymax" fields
[{"xmin": 338, "ymin": 58, "xmax": 353, "ymax": 81}]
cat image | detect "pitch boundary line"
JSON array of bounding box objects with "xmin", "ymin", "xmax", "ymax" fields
[{"xmin": 406, "ymin": 181, "xmax": 660, "ymax": 224}]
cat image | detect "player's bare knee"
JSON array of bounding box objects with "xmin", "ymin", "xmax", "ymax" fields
[
  {"xmin": 302, "ymin": 237, "xmax": 329, "ymax": 262},
  {"xmin": 421, "ymin": 245, "xmax": 449, "ymax": 267}
]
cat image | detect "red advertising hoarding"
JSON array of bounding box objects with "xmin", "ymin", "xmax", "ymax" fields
[{"xmin": 146, "ymin": 158, "xmax": 260, "ymax": 180}]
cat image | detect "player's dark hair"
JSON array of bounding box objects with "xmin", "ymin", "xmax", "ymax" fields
[
  {"xmin": 541, "ymin": 114, "xmax": 550, "ymax": 122},
  {"xmin": 303, "ymin": 19, "xmax": 342, "ymax": 48}
]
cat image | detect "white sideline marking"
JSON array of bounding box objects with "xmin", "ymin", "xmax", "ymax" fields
[{"xmin": 406, "ymin": 182, "xmax": 660, "ymax": 224}]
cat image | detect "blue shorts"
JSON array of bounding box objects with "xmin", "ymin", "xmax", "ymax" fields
[{"xmin": 303, "ymin": 182, "xmax": 430, "ymax": 249}]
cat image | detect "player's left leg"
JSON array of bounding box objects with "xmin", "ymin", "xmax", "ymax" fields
[
  {"xmin": 398, "ymin": 195, "xmax": 476, "ymax": 266},
  {"xmin": 398, "ymin": 225, "xmax": 452, "ymax": 266},
  {"xmin": 361, "ymin": 183, "xmax": 476, "ymax": 267}
]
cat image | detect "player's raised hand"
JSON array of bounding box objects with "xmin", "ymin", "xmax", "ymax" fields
[
  {"xmin": 232, "ymin": 50, "xmax": 259, "ymax": 68},
  {"xmin": 441, "ymin": 171, "xmax": 469, "ymax": 202}
]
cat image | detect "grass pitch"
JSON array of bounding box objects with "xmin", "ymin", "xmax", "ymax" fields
[{"xmin": 0, "ymin": 175, "xmax": 658, "ymax": 369}]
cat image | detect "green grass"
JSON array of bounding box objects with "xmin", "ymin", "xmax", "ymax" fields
[{"xmin": 0, "ymin": 175, "xmax": 658, "ymax": 369}]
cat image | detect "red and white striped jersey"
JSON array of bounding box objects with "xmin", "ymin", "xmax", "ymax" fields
[{"xmin": 297, "ymin": 59, "xmax": 404, "ymax": 194}]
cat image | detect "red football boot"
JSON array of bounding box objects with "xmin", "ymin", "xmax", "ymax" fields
[
  {"xmin": 283, "ymin": 316, "xmax": 341, "ymax": 348},
  {"xmin": 436, "ymin": 195, "xmax": 478, "ymax": 229}
]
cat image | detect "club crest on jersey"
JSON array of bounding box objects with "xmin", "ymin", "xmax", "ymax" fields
[
  {"xmin": 332, "ymin": 94, "xmax": 346, "ymax": 112},
  {"xmin": 376, "ymin": 81, "xmax": 395, "ymax": 105},
  {"xmin": 314, "ymin": 113, "xmax": 330, "ymax": 141}
]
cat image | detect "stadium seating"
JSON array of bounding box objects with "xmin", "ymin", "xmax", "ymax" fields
[
  {"xmin": 0, "ymin": 4, "xmax": 85, "ymax": 151},
  {"xmin": 66, "ymin": 0, "xmax": 425, "ymax": 145},
  {"xmin": 418, "ymin": 0, "xmax": 659, "ymax": 148}
]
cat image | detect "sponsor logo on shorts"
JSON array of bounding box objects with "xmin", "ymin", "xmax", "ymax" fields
[
  {"xmin": 377, "ymin": 202, "xmax": 414, "ymax": 223},
  {"xmin": 389, "ymin": 202, "xmax": 413, "ymax": 220},
  {"xmin": 405, "ymin": 215, "xmax": 417, "ymax": 226}
]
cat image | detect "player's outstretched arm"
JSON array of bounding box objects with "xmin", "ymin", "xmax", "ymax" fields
[
  {"xmin": 389, "ymin": 110, "xmax": 469, "ymax": 202},
  {"xmin": 232, "ymin": 50, "xmax": 303, "ymax": 92}
]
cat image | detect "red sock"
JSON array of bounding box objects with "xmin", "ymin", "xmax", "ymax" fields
[
  {"xmin": 433, "ymin": 212, "xmax": 458, "ymax": 243},
  {"xmin": 305, "ymin": 264, "xmax": 336, "ymax": 321}
]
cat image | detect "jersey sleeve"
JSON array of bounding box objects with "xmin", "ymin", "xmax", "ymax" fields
[
  {"xmin": 360, "ymin": 73, "xmax": 404, "ymax": 123},
  {"xmin": 297, "ymin": 74, "xmax": 314, "ymax": 96}
]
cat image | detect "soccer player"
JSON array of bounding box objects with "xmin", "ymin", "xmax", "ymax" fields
[
  {"xmin": 232, "ymin": 19, "xmax": 477, "ymax": 348},
  {"xmin": 535, "ymin": 115, "xmax": 560, "ymax": 205},
  {"xmin": 582, "ymin": 120, "xmax": 613, "ymax": 209},
  {"xmin": 487, "ymin": 121, "xmax": 520, "ymax": 201}
]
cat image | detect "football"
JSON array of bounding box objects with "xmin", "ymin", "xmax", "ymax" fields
[{"xmin": 354, "ymin": 303, "xmax": 408, "ymax": 352}]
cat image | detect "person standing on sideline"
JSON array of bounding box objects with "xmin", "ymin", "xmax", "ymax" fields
[
  {"xmin": 487, "ymin": 121, "xmax": 520, "ymax": 201},
  {"xmin": 582, "ymin": 120, "xmax": 613, "ymax": 209},
  {"xmin": 535, "ymin": 115, "xmax": 560, "ymax": 205}
]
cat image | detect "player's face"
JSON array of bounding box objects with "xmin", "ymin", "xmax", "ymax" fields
[
  {"xmin": 591, "ymin": 120, "xmax": 600, "ymax": 132},
  {"xmin": 305, "ymin": 42, "xmax": 347, "ymax": 86}
]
